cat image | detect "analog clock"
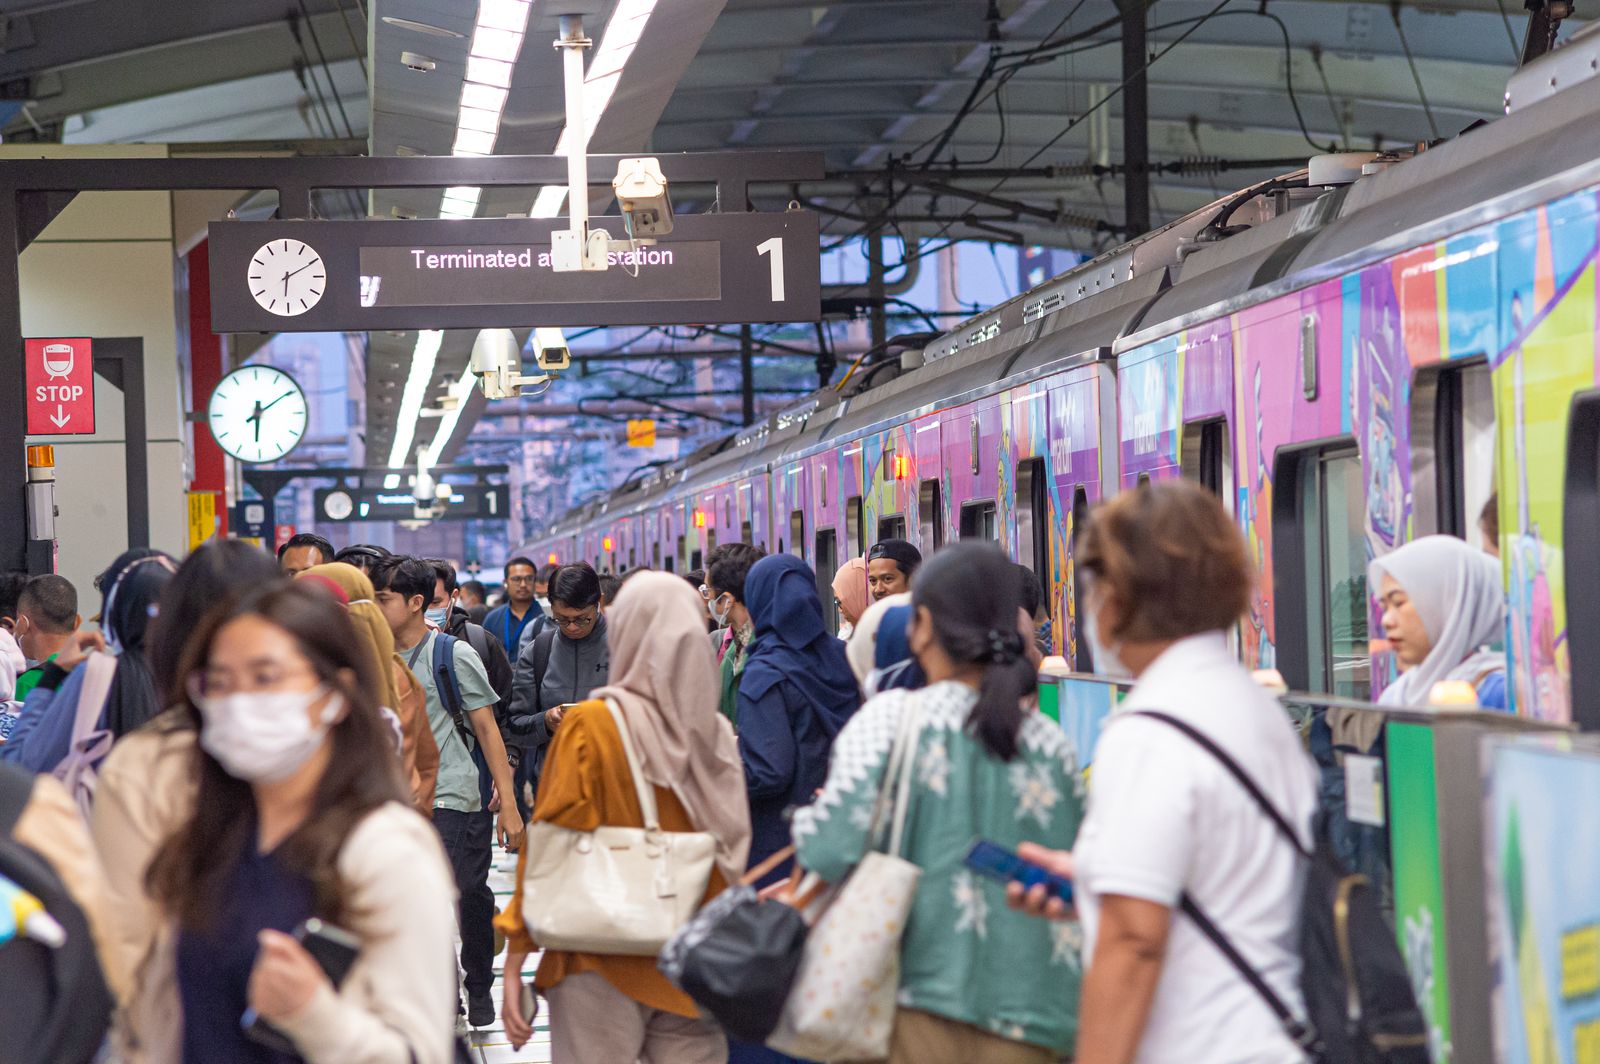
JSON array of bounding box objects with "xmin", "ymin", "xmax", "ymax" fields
[
  {"xmin": 247, "ymin": 238, "xmax": 325, "ymax": 317},
  {"xmin": 208, "ymin": 365, "xmax": 308, "ymax": 464},
  {"xmin": 322, "ymin": 490, "xmax": 355, "ymax": 521}
]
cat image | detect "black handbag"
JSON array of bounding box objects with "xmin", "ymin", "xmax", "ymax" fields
[{"xmin": 658, "ymin": 845, "xmax": 823, "ymax": 1042}]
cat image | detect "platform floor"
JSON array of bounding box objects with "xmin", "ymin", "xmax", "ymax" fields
[{"xmin": 468, "ymin": 846, "xmax": 552, "ymax": 1063}]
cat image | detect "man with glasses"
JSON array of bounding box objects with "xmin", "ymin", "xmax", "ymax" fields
[
  {"xmin": 484, "ymin": 556, "xmax": 541, "ymax": 659},
  {"xmin": 505, "ymin": 562, "xmax": 610, "ymax": 808}
]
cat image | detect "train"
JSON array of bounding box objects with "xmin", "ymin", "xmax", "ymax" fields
[{"xmin": 520, "ymin": 30, "xmax": 1600, "ymax": 729}]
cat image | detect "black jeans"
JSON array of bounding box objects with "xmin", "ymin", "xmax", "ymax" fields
[{"xmin": 432, "ymin": 807, "xmax": 495, "ymax": 997}]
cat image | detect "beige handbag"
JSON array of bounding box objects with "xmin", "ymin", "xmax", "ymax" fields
[
  {"xmin": 521, "ymin": 699, "xmax": 717, "ymax": 955},
  {"xmin": 767, "ymin": 703, "xmax": 924, "ymax": 1060}
]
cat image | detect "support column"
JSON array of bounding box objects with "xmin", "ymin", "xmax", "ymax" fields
[
  {"xmin": 1119, "ymin": 0, "xmax": 1151, "ymax": 237},
  {"xmin": 739, "ymin": 323, "xmax": 755, "ymax": 426},
  {"xmin": 0, "ymin": 193, "xmax": 26, "ymax": 570},
  {"xmin": 867, "ymin": 225, "xmax": 887, "ymax": 353}
]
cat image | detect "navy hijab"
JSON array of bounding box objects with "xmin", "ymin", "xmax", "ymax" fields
[
  {"xmin": 872, "ymin": 603, "xmax": 927, "ymax": 692},
  {"xmin": 740, "ymin": 554, "xmax": 859, "ymax": 736}
]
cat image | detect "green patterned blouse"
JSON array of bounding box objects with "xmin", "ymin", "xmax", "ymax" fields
[{"xmin": 792, "ymin": 681, "xmax": 1085, "ymax": 1055}]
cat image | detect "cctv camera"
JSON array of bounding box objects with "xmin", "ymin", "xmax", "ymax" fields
[
  {"xmin": 534, "ymin": 326, "xmax": 570, "ymax": 371},
  {"xmin": 613, "ymin": 157, "xmax": 673, "ymax": 237},
  {"xmin": 471, "ymin": 328, "xmax": 518, "ymax": 376}
]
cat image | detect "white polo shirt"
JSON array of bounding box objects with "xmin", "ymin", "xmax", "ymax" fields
[{"xmin": 1073, "ymin": 632, "xmax": 1317, "ymax": 1064}]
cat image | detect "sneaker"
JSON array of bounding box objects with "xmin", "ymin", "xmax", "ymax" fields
[
  {"xmin": 467, "ymin": 988, "xmax": 496, "ymax": 1029},
  {"xmin": 454, "ymin": 1012, "xmax": 470, "ymax": 1039}
]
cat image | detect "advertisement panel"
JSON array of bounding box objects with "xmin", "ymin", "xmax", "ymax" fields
[{"xmin": 1388, "ymin": 721, "xmax": 1454, "ymax": 1062}]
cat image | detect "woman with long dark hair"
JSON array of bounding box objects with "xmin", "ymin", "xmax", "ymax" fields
[
  {"xmin": 792, "ymin": 543, "xmax": 1084, "ymax": 1064},
  {"xmin": 1, "ymin": 548, "xmax": 176, "ymax": 771},
  {"xmin": 124, "ymin": 582, "xmax": 456, "ymax": 1064},
  {"xmin": 93, "ymin": 539, "xmax": 284, "ymax": 1004}
]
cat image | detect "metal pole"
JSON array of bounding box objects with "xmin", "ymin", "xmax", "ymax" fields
[
  {"xmin": 1119, "ymin": 0, "xmax": 1151, "ymax": 237},
  {"xmin": 0, "ymin": 194, "xmax": 29, "ymax": 572},
  {"xmin": 740, "ymin": 323, "xmax": 755, "ymax": 426},
  {"xmin": 557, "ymin": 15, "xmax": 592, "ymax": 244},
  {"xmin": 867, "ymin": 226, "xmax": 887, "ymax": 353}
]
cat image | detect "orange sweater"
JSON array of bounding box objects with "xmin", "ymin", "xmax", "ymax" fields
[{"xmin": 494, "ymin": 699, "xmax": 726, "ymax": 1017}]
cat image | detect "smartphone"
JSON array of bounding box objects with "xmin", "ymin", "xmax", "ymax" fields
[
  {"xmin": 963, "ymin": 839, "xmax": 1073, "ymax": 904},
  {"xmin": 243, "ymin": 919, "xmax": 362, "ymax": 1051}
]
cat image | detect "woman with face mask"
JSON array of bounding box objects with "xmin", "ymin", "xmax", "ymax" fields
[
  {"xmin": 1369, "ymin": 534, "xmax": 1507, "ymax": 709},
  {"xmin": 792, "ymin": 543, "xmax": 1084, "ymax": 1063},
  {"xmin": 128, "ymin": 581, "xmax": 457, "ymax": 1064},
  {"xmin": 1, "ymin": 548, "xmax": 176, "ymax": 773},
  {"xmin": 1009, "ymin": 482, "xmax": 1317, "ymax": 1064}
]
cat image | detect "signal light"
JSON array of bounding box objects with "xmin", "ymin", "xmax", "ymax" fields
[
  {"xmin": 548, "ymin": 552, "xmax": 559, "ymax": 565},
  {"xmin": 602, "ymin": 536, "xmax": 614, "ymax": 552},
  {"xmin": 693, "ymin": 509, "xmax": 706, "ymax": 529},
  {"xmin": 893, "ymin": 455, "xmax": 911, "ymax": 480}
]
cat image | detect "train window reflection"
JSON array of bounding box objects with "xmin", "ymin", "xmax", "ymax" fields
[
  {"xmin": 879, "ymin": 514, "xmax": 907, "ymax": 541},
  {"xmin": 1302, "ymin": 448, "xmax": 1369, "ymax": 698},
  {"xmin": 959, "ymin": 500, "xmax": 998, "ymax": 542}
]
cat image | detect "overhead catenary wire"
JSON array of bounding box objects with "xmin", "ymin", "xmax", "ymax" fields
[{"xmin": 1389, "ymin": 0, "xmax": 1441, "ymax": 141}]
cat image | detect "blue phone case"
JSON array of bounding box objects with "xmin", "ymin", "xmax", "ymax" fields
[{"xmin": 962, "ymin": 839, "xmax": 1073, "ymax": 903}]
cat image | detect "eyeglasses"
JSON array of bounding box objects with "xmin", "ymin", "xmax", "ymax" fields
[
  {"xmin": 698, "ymin": 584, "xmax": 712, "ymax": 601},
  {"xmin": 506, "ymin": 576, "xmax": 536, "ymax": 585},
  {"xmin": 553, "ymin": 610, "xmax": 598, "ymax": 630},
  {"xmin": 187, "ymin": 666, "xmax": 319, "ymax": 699}
]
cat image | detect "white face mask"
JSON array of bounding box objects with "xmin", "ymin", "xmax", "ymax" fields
[
  {"xmin": 1082, "ymin": 594, "xmax": 1131, "ymax": 678},
  {"xmin": 710, "ymin": 593, "xmax": 734, "ymax": 629},
  {"xmin": 198, "ymin": 686, "xmax": 342, "ymax": 784}
]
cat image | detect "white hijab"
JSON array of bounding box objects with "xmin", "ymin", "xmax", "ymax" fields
[{"xmin": 1369, "ymin": 535, "xmax": 1505, "ymax": 707}]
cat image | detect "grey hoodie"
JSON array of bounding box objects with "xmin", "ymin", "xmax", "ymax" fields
[{"xmin": 506, "ymin": 615, "xmax": 610, "ymax": 789}]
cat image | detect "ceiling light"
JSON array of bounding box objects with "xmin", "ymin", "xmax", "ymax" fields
[
  {"xmin": 457, "ymin": 106, "xmax": 500, "ymax": 134},
  {"xmin": 460, "ymin": 82, "xmax": 508, "ymax": 113},
  {"xmin": 477, "ymin": 0, "xmax": 532, "ymax": 32},
  {"xmin": 471, "ymin": 26, "xmax": 524, "ymax": 64},
  {"xmin": 465, "ymin": 55, "xmax": 514, "ymax": 88},
  {"xmin": 384, "ymin": 473, "xmax": 401, "ymax": 489},
  {"xmin": 531, "ymin": 184, "xmax": 566, "ymax": 218},
  {"xmin": 453, "ymin": 127, "xmax": 496, "ymax": 155},
  {"xmin": 388, "ymin": 330, "xmax": 445, "ymax": 469},
  {"xmin": 382, "ymin": 15, "xmax": 464, "ymax": 38},
  {"xmin": 423, "ymin": 365, "xmax": 481, "ymax": 468},
  {"xmin": 443, "ymin": 186, "xmax": 481, "ymax": 203},
  {"xmin": 400, "ymin": 51, "xmax": 437, "ymax": 73}
]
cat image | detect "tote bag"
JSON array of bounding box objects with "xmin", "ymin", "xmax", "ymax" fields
[
  {"xmin": 521, "ymin": 699, "xmax": 716, "ymax": 955},
  {"xmin": 767, "ymin": 702, "xmax": 923, "ymax": 1061}
]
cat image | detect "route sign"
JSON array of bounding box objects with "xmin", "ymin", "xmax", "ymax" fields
[
  {"xmin": 24, "ymin": 338, "xmax": 94, "ymax": 435},
  {"xmin": 314, "ymin": 484, "xmax": 510, "ymax": 523},
  {"xmin": 207, "ymin": 212, "xmax": 820, "ymax": 333}
]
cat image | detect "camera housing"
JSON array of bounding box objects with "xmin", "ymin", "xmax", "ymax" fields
[{"xmin": 612, "ymin": 157, "xmax": 673, "ymax": 237}]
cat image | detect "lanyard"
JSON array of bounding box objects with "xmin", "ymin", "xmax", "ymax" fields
[{"xmin": 406, "ymin": 636, "xmax": 427, "ymax": 671}]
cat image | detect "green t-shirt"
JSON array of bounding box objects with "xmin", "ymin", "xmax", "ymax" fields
[
  {"xmin": 13, "ymin": 653, "xmax": 56, "ymax": 702},
  {"xmin": 402, "ymin": 631, "xmax": 498, "ymax": 813}
]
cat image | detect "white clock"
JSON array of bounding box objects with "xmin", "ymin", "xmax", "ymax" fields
[
  {"xmin": 247, "ymin": 238, "xmax": 326, "ymax": 317},
  {"xmin": 323, "ymin": 490, "xmax": 355, "ymax": 521},
  {"xmin": 208, "ymin": 365, "xmax": 308, "ymax": 464}
]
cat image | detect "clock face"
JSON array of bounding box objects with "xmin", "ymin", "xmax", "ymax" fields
[
  {"xmin": 208, "ymin": 365, "xmax": 308, "ymax": 464},
  {"xmin": 247, "ymin": 239, "xmax": 325, "ymax": 317},
  {"xmin": 323, "ymin": 490, "xmax": 355, "ymax": 521}
]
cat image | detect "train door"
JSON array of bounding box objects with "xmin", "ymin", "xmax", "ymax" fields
[
  {"xmin": 1413, "ymin": 359, "xmax": 1495, "ymax": 541},
  {"xmin": 1016, "ymin": 456, "xmax": 1051, "ymax": 575},
  {"xmin": 1274, "ymin": 442, "xmax": 1368, "ymax": 697},
  {"xmin": 1564, "ymin": 390, "xmax": 1600, "ymax": 729},
  {"xmin": 919, "ymin": 480, "xmax": 943, "ymax": 549},
  {"xmin": 1180, "ymin": 418, "xmax": 1233, "ymax": 506},
  {"xmin": 846, "ymin": 496, "xmax": 865, "ymax": 559},
  {"xmin": 816, "ymin": 527, "xmax": 839, "ymax": 631}
]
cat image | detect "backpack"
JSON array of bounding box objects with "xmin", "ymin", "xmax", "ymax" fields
[
  {"xmin": 52, "ymin": 652, "xmax": 117, "ymax": 818},
  {"xmin": 1133, "ymin": 711, "xmax": 1429, "ymax": 1064},
  {"xmin": 0, "ymin": 762, "xmax": 113, "ymax": 1064},
  {"xmin": 431, "ymin": 633, "xmax": 496, "ymax": 809}
]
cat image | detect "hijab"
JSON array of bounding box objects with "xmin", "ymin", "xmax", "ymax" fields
[
  {"xmin": 740, "ymin": 554, "xmax": 860, "ymax": 736},
  {"xmin": 302, "ymin": 562, "xmax": 403, "ymax": 715},
  {"xmin": 870, "ymin": 602, "xmax": 927, "ymax": 693},
  {"xmin": 846, "ymin": 592, "xmax": 910, "ymax": 689},
  {"xmin": 100, "ymin": 549, "xmax": 177, "ymax": 738},
  {"xmin": 831, "ymin": 558, "xmax": 870, "ymax": 633},
  {"xmin": 590, "ymin": 572, "xmax": 751, "ymax": 881},
  {"xmin": 1369, "ymin": 535, "xmax": 1505, "ymax": 707}
]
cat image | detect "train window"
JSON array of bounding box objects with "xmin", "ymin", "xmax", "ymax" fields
[
  {"xmin": 789, "ymin": 511, "xmax": 805, "ymax": 558},
  {"xmin": 705, "ymin": 530, "xmax": 717, "ymax": 558},
  {"xmin": 691, "ymin": 548, "xmax": 703, "ymax": 572},
  {"xmin": 741, "ymin": 520, "xmax": 753, "ymax": 546},
  {"xmin": 652, "ymin": 542, "xmax": 661, "ymax": 570},
  {"xmin": 1180, "ymin": 419, "xmax": 1233, "ymax": 505},
  {"xmin": 1071, "ymin": 487, "xmax": 1093, "ymax": 671},
  {"xmin": 1273, "ymin": 444, "xmax": 1368, "ymax": 697},
  {"xmin": 1016, "ymin": 457, "xmax": 1051, "ymax": 574},
  {"xmin": 846, "ymin": 497, "xmax": 864, "ymax": 557},
  {"xmin": 1413, "ymin": 360, "xmax": 1494, "ymax": 538},
  {"xmin": 816, "ymin": 528, "xmax": 839, "ymax": 630},
  {"xmin": 959, "ymin": 500, "xmax": 998, "ymax": 542},
  {"xmin": 879, "ymin": 514, "xmax": 907, "ymax": 541},
  {"xmin": 1565, "ymin": 390, "xmax": 1600, "ymax": 728},
  {"xmin": 919, "ymin": 479, "xmax": 943, "ymax": 549}
]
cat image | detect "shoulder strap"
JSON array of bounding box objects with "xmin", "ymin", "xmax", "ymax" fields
[
  {"xmin": 532, "ymin": 626, "xmax": 556, "ymax": 695},
  {"xmin": 0, "ymin": 761, "xmax": 33, "ymax": 835},
  {"xmin": 431, "ymin": 634, "xmax": 473, "ymax": 743},
  {"xmin": 1131, "ymin": 711, "xmax": 1309, "ymax": 858},
  {"xmin": 602, "ymin": 699, "xmax": 660, "ymax": 830}
]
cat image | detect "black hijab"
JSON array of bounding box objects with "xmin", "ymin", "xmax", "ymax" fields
[
  {"xmin": 740, "ymin": 554, "xmax": 859, "ymax": 737},
  {"xmin": 98, "ymin": 549, "xmax": 176, "ymax": 738}
]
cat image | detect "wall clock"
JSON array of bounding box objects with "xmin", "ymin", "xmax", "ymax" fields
[
  {"xmin": 247, "ymin": 238, "xmax": 325, "ymax": 317},
  {"xmin": 208, "ymin": 365, "xmax": 308, "ymax": 464}
]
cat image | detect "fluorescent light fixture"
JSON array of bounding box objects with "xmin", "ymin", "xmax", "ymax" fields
[
  {"xmin": 471, "ymin": 25, "xmax": 523, "ymax": 63},
  {"xmin": 384, "ymin": 473, "xmax": 401, "ymax": 489},
  {"xmin": 443, "ymin": 185, "xmax": 481, "ymax": 204},
  {"xmin": 477, "ymin": 0, "xmax": 532, "ymax": 32},
  {"xmin": 388, "ymin": 330, "xmax": 445, "ymax": 469},
  {"xmin": 453, "ymin": 127, "xmax": 496, "ymax": 155},
  {"xmin": 423, "ymin": 365, "xmax": 481, "ymax": 467},
  {"xmin": 457, "ymin": 105, "xmax": 500, "ymax": 134},
  {"xmin": 531, "ymin": 184, "xmax": 566, "ymax": 218},
  {"xmin": 460, "ymin": 82, "xmax": 508, "ymax": 112},
  {"xmin": 465, "ymin": 54, "xmax": 514, "ymax": 88}
]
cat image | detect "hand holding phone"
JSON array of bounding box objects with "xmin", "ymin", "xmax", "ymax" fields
[
  {"xmin": 964, "ymin": 839, "xmax": 1074, "ymax": 904},
  {"xmin": 244, "ymin": 919, "xmax": 361, "ymax": 1052}
]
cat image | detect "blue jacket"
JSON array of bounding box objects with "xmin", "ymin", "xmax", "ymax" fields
[
  {"xmin": 0, "ymin": 663, "xmax": 88, "ymax": 772},
  {"xmin": 737, "ymin": 675, "xmax": 845, "ymax": 886}
]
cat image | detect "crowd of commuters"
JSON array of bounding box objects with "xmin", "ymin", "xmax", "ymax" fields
[{"xmin": 0, "ymin": 481, "xmax": 1512, "ymax": 1064}]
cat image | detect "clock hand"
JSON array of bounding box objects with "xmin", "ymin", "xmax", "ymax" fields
[
  {"xmin": 258, "ymin": 390, "xmax": 297, "ymax": 414},
  {"xmin": 282, "ymin": 260, "xmax": 319, "ymax": 281},
  {"xmin": 250, "ymin": 400, "xmax": 263, "ymax": 442}
]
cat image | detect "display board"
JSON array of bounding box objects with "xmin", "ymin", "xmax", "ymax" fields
[{"xmin": 1388, "ymin": 721, "xmax": 1454, "ymax": 1062}]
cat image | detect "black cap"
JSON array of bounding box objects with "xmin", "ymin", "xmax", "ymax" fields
[{"xmin": 868, "ymin": 538, "xmax": 922, "ymax": 574}]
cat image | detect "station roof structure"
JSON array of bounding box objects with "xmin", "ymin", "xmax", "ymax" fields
[{"xmin": 0, "ymin": 0, "xmax": 1557, "ymax": 469}]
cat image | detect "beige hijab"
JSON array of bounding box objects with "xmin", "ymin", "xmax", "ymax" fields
[{"xmin": 590, "ymin": 571, "xmax": 752, "ymax": 881}]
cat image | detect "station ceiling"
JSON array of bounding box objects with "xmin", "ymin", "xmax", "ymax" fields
[{"xmin": 0, "ymin": 0, "xmax": 1555, "ymax": 470}]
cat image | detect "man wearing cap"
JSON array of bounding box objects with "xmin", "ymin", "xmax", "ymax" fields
[{"xmin": 867, "ymin": 538, "xmax": 922, "ymax": 601}]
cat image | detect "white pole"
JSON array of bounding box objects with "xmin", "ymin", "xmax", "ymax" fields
[{"xmin": 557, "ymin": 14, "xmax": 591, "ymax": 246}]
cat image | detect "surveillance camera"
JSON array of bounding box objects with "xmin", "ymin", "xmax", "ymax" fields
[
  {"xmin": 613, "ymin": 157, "xmax": 673, "ymax": 237},
  {"xmin": 400, "ymin": 51, "xmax": 437, "ymax": 73},
  {"xmin": 412, "ymin": 469, "xmax": 436, "ymax": 505},
  {"xmin": 534, "ymin": 327, "xmax": 570, "ymax": 371},
  {"xmin": 471, "ymin": 328, "xmax": 519, "ymax": 376}
]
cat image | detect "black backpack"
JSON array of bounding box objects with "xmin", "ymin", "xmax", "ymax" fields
[
  {"xmin": 1134, "ymin": 712, "xmax": 1429, "ymax": 1064},
  {"xmin": 0, "ymin": 762, "xmax": 113, "ymax": 1064}
]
